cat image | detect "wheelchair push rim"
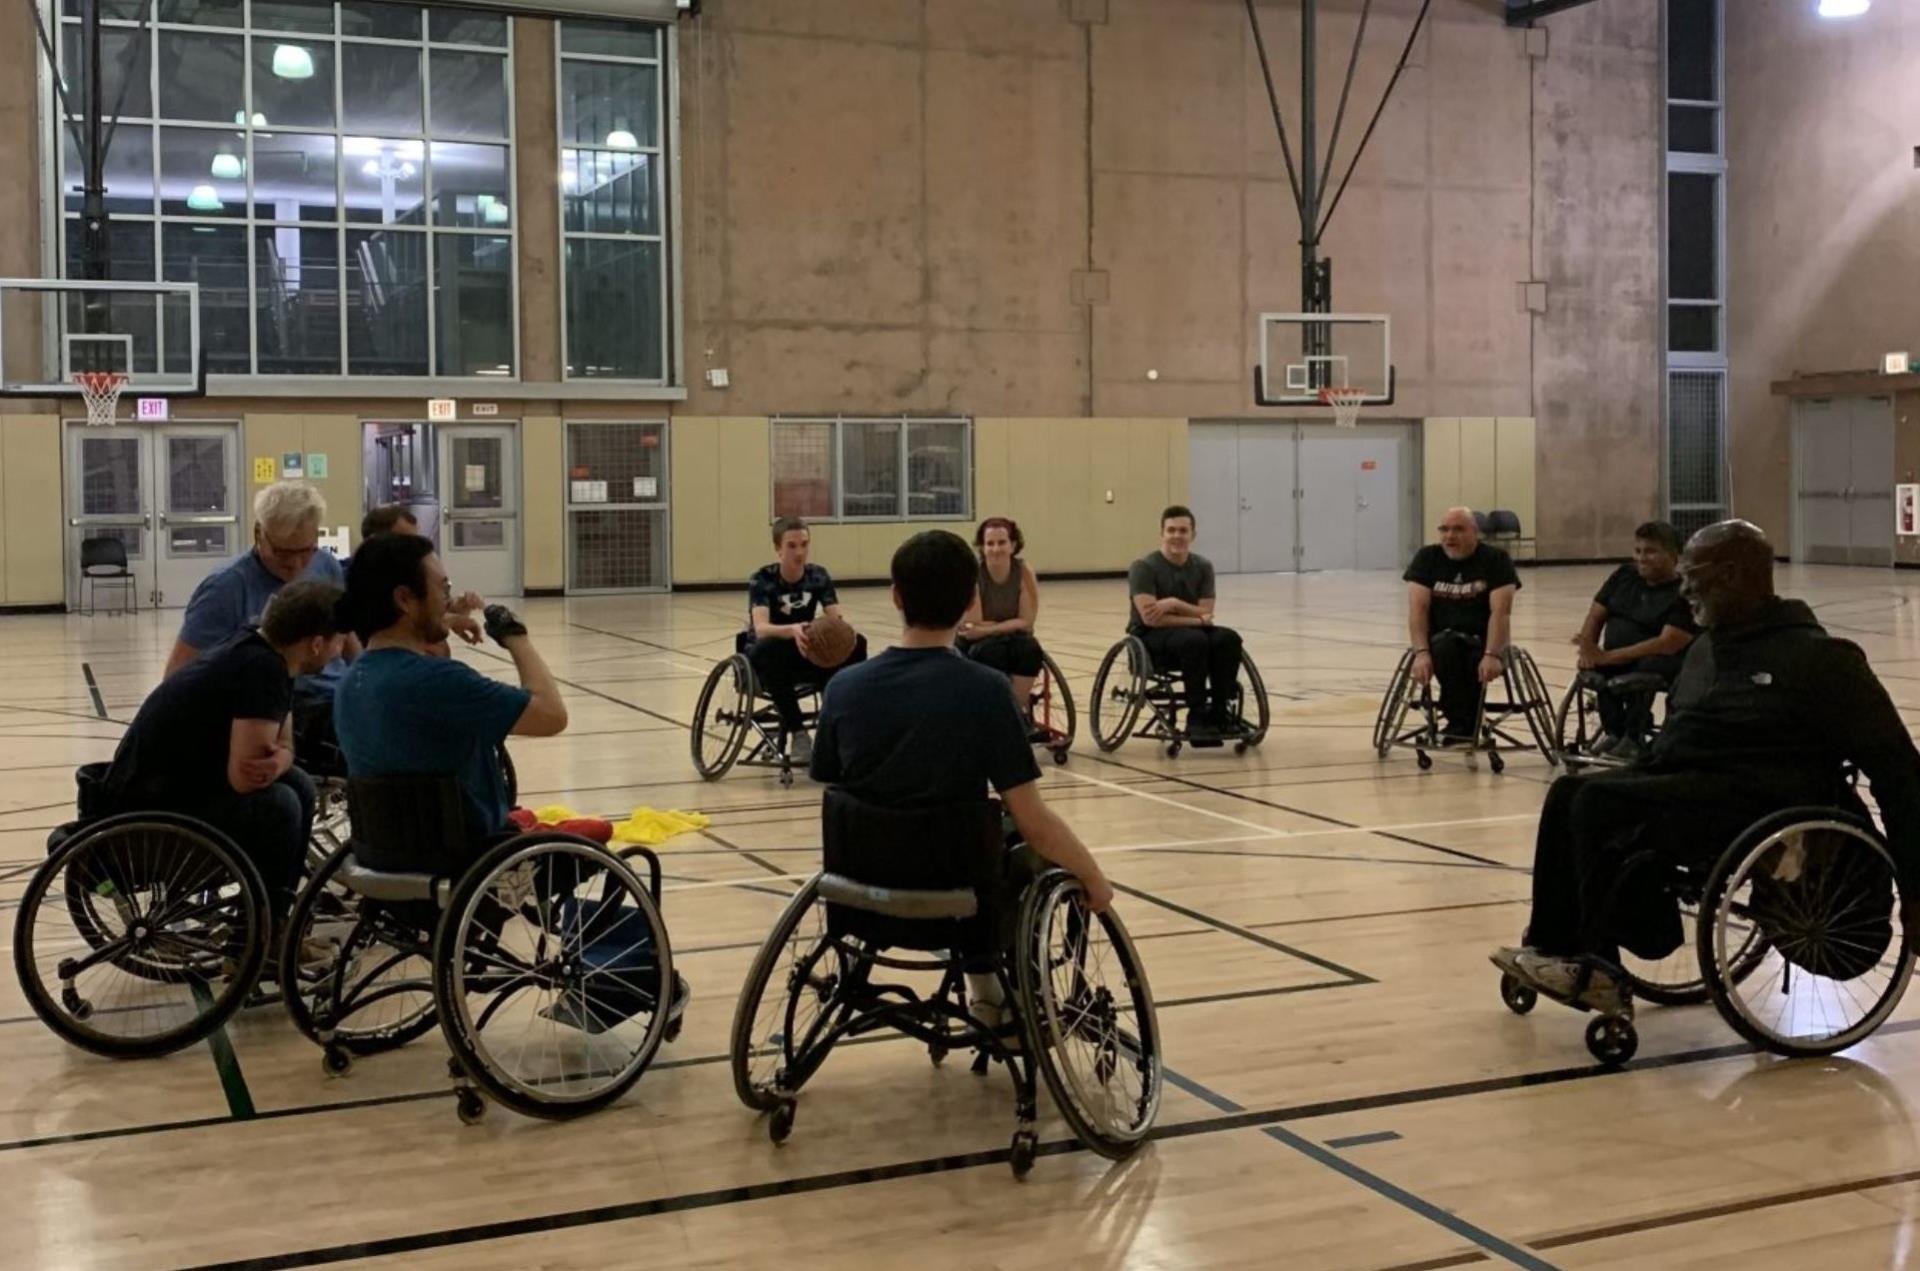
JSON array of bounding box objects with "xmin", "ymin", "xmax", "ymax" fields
[
  {"xmin": 691, "ymin": 654, "xmax": 755, "ymax": 780},
  {"xmin": 1373, "ymin": 649, "xmax": 1417, "ymax": 759},
  {"xmin": 437, "ymin": 835, "xmax": 675, "ymax": 1117},
  {"xmin": 1234, "ymin": 651, "xmax": 1270, "ymax": 748},
  {"xmin": 1090, "ymin": 638, "xmax": 1148, "ymax": 753},
  {"xmin": 279, "ymin": 841, "xmax": 438, "ymax": 1055},
  {"xmin": 13, "ymin": 818, "xmax": 268, "ymax": 1058},
  {"xmin": 729, "ymin": 874, "xmax": 837, "ymax": 1112},
  {"xmin": 1699, "ymin": 813, "xmax": 1914, "ymax": 1058},
  {"xmin": 1016, "ymin": 871, "xmax": 1162, "ymax": 1157}
]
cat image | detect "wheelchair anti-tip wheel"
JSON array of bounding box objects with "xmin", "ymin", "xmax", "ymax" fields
[
  {"xmin": 691, "ymin": 654, "xmax": 755, "ymax": 780},
  {"xmin": 1498, "ymin": 972, "xmax": 1536, "ymax": 1015},
  {"xmin": 13, "ymin": 815, "xmax": 269, "ymax": 1058}
]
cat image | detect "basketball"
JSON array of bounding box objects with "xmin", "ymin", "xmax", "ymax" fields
[{"xmin": 803, "ymin": 612, "xmax": 858, "ymax": 668}]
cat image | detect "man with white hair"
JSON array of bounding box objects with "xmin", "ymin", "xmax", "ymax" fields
[
  {"xmin": 165, "ymin": 481, "xmax": 360, "ymax": 767},
  {"xmin": 1403, "ymin": 506, "xmax": 1520, "ymax": 741}
]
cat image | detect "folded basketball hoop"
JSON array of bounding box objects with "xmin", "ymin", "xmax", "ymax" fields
[
  {"xmin": 1319, "ymin": 386, "xmax": 1366, "ymax": 428},
  {"xmin": 72, "ymin": 371, "xmax": 129, "ymax": 427}
]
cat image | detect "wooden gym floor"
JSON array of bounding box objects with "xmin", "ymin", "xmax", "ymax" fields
[{"xmin": 6, "ymin": 563, "xmax": 1920, "ymax": 1270}]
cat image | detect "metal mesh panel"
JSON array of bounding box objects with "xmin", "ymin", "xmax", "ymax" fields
[
  {"xmin": 842, "ymin": 420, "xmax": 901, "ymax": 518},
  {"xmin": 567, "ymin": 422, "xmax": 664, "ymax": 506},
  {"xmin": 772, "ymin": 421, "xmax": 834, "ymax": 518},
  {"xmin": 1668, "ymin": 369, "xmax": 1725, "ymax": 527},
  {"xmin": 167, "ymin": 437, "xmax": 228, "ymax": 514},
  {"xmin": 82, "ymin": 437, "xmax": 142, "ymax": 516},
  {"xmin": 568, "ymin": 508, "xmax": 666, "ymax": 590},
  {"xmin": 907, "ymin": 420, "xmax": 967, "ymax": 518}
]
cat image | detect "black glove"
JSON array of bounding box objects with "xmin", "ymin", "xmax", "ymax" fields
[{"xmin": 483, "ymin": 604, "xmax": 528, "ymax": 647}]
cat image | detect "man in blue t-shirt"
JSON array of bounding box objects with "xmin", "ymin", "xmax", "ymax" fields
[
  {"xmin": 334, "ymin": 534, "xmax": 567, "ymax": 840},
  {"xmin": 746, "ymin": 516, "xmax": 867, "ymax": 763},
  {"xmin": 166, "ymin": 481, "xmax": 360, "ymax": 770}
]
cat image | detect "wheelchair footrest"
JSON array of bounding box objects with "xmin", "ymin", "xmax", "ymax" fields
[{"xmin": 817, "ymin": 874, "xmax": 978, "ymax": 920}]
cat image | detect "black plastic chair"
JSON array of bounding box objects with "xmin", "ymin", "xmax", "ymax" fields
[
  {"xmin": 1486, "ymin": 509, "xmax": 1523, "ymax": 545},
  {"xmin": 79, "ymin": 536, "xmax": 138, "ymax": 616}
]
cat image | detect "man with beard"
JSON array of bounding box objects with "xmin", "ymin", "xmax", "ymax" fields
[{"xmin": 334, "ymin": 533, "xmax": 567, "ymax": 838}]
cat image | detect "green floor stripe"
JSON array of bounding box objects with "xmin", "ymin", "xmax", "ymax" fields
[{"xmin": 190, "ymin": 980, "xmax": 257, "ymax": 1120}]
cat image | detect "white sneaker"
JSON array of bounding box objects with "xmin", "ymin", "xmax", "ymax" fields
[
  {"xmin": 787, "ymin": 731, "xmax": 813, "ymax": 766},
  {"xmin": 1514, "ymin": 951, "xmax": 1627, "ymax": 1015}
]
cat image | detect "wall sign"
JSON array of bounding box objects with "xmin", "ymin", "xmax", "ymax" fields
[{"xmin": 1898, "ymin": 484, "xmax": 1918, "ymax": 536}]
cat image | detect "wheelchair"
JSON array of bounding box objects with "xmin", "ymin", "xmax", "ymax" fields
[
  {"xmin": 310, "ymin": 743, "xmax": 516, "ymax": 870},
  {"xmin": 1025, "ymin": 650, "xmax": 1077, "ymax": 765},
  {"xmin": 691, "ymin": 633, "xmax": 823, "ymax": 787},
  {"xmin": 279, "ymin": 773, "xmax": 682, "ymax": 1124},
  {"xmin": 1554, "ymin": 669, "xmax": 1669, "ymax": 771},
  {"xmin": 1088, "ymin": 635, "xmax": 1269, "ymax": 758},
  {"xmin": 12, "ymin": 764, "xmax": 277, "ymax": 1058},
  {"xmin": 1498, "ymin": 802, "xmax": 1913, "ymax": 1068},
  {"xmin": 1373, "ymin": 636, "xmax": 1557, "ymax": 774},
  {"xmin": 728, "ymin": 789, "xmax": 1162, "ymax": 1178}
]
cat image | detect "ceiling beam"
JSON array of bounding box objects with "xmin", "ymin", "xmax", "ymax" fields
[{"xmin": 1505, "ymin": 0, "xmax": 1606, "ymax": 25}]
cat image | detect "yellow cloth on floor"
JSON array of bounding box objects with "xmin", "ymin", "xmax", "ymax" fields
[{"xmin": 611, "ymin": 807, "xmax": 711, "ymax": 845}]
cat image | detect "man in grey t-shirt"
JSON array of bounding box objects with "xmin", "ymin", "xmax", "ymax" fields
[{"xmin": 1127, "ymin": 505, "xmax": 1246, "ymax": 738}]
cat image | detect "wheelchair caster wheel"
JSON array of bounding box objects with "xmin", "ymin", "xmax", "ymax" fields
[
  {"xmin": 769, "ymin": 1101, "xmax": 796, "ymax": 1145},
  {"xmin": 1416, "ymin": 751, "xmax": 1432, "ymax": 771},
  {"xmin": 663, "ymin": 1017, "xmax": 683, "ymax": 1044},
  {"xmin": 1164, "ymin": 741, "xmax": 1181, "ymax": 759},
  {"xmin": 322, "ymin": 1045, "xmax": 353, "ymax": 1077},
  {"xmin": 61, "ymin": 986, "xmax": 92, "ymax": 1021},
  {"xmin": 971, "ymin": 1049, "xmax": 991, "ymax": 1076},
  {"xmin": 456, "ymin": 1090, "xmax": 487, "ymax": 1125},
  {"xmin": 1585, "ymin": 1015, "xmax": 1637, "ymax": 1068},
  {"xmin": 1009, "ymin": 1129, "xmax": 1038, "ymax": 1179},
  {"xmin": 1498, "ymin": 973, "xmax": 1536, "ymax": 1015},
  {"xmin": 779, "ymin": 768, "xmax": 794, "ymax": 788},
  {"xmin": 929, "ymin": 1043, "xmax": 948, "ymax": 1066},
  {"xmin": 1051, "ymin": 748, "xmax": 1068, "ymax": 766},
  {"xmin": 1489, "ymin": 752, "xmax": 1506, "ymax": 774},
  {"xmin": 447, "ymin": 1055, "xmax": 465, "ymax": 1080},
  {"xmin": 1234, "ymin": 741, "xmax": 1249, "ymax": 755}
]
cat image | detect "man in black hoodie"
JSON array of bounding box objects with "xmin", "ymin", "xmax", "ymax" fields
[{"xmin": 1492, "ymin": 520, "xmax": 1920, "ymax": 1012}]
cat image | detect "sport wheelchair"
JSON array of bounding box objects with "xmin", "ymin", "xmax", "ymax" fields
[
  {"xmin": 1373, "ymin": 636, "xmax": 1557, "ymax": 774},
  {"xmin": 1554, "ymin": 669, "xmax": 1669, "ymax": 771},
  {"xmin": 1088, "ymin": 636, "xmax": 1269, "ymax": 758},
  {"xmin": 1498, "ymin": 801, "xmax": 1912, "ymax": 1067},
  {"xmin": 728, "ymin": 789, "xmax": 1162, "ymax": 1178},
  {"xmin": 279, "ymin": 773, "xmax": 683, "ymax": 1124},
  {"xmin": 691, "ymin": 634, "xmax": 823, "ymax": 787},
  {"xmin": 12, "ymin": 764, "xmax": 279, "ymax": 1058}
]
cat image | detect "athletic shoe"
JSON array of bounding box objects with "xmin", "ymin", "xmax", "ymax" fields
[
  {"xmin": 1604, "ymin": 735, "xmax": 1645, "ymax": 762},
  {"xmin": 1185, "ymin": 717, "xmax": 1219, "ymax": 740},
  {"xmin": 1488, "ymin": 945, "xmax": 1535, "ymax": 979},
  {"xmin": 786, "ymin": 731, "xmax": 813, "ymax": 766},
  {"xmin": 1589, "ymin": 732, "xmax": 1621, "ymax": 757},
  {"xmin": 1512, "ymin": 951, "xmax": 1628, "ymax": 1015}
]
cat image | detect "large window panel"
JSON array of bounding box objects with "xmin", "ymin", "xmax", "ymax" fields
[
  {"xmin": 251, "ymin": 39, "xmax": 336, "ymax": 129},
  {"xmin": 429, "ymin": 51, "xmax": 509, "ymax": 140},
  {"xmin": 252, "ymin": 0, "xmax": 335, "ymax": 34},
  {"xmin": 841, "ymin": 421, "xmax": 902, "ymax": 519},
  {"xmin": 430, "ymin": 7, "xmax": 508, "ymax": 47},
  {"xmin": 562, "ymin": 150, "xmax": 656, "ymax": 235},
  {"xmin": 161, "ymin": 222, "xmax": 250, "ymax": 372},
  {"xmin": 434, "ymin": 234, "xmax": 513, "ymax": 377},
  {"xmin": 563, "ymin": 238, "xmax": 662, "ymax": 380},
  {"xmin": 769, "ymin": 418, "xmax": 974, "ymax": 521},
  {"xmin": 159, "ymin": 0, "xmax": 244, "ymax": 27},
  {"xmin": 159, "ymin": 127, "xmax": 247, "ymax": 218},
  {"xmin": 63, "ymin": 217, "xmax": 157, "ymax": 282},
  {"xmin": 63, "ymin": 25, "xmax": 153, "ymax": 119},
  {"xmin": 156, "ymin": 31, "xmax": 243, "ymax": 121},
  {"xmin": 251, "ymin": 132, "xmax": 339, "ymax": 222},
  {"xmin": 560, "ymin": 61, "xmax": 658, "ymax": 149},
  {"xmin": 1667, "ymin": 0, "xmax": 1717, "ymax": 101},
  {"xmin": 62, "ymin": 128, "xmax": 155, "ymax": 216},
  {"xmin": 430, "ymin": 143, "xmax": 511, "ymax": 228},
  {"xmin": 346, "ymin": 228, "xmax": 429, "ymax": 374},
  {"xmin": 1667, "ymin": 172, "xmax": 1718, "ymax": 301},
  {"xmin": 559, "ymin": 19, "xmax": 657, "ymax": 59},
  {"xmin": 340, "ymin": 0, "xmax": 419, "ymax": 39},
  {"xmin": 343, "ymin": 137, "xmax": 425, "ymax": 225},
  {"xmin": 255, "ymin": 225, "xmax": 341, "ymax": 374},
  {"xmin": 343, "ymin": 43, "xmax": 423, "ymax": 134},
  {"xmin": 906, "ymin": 420, "xmax": 968, "ymax": 518}
]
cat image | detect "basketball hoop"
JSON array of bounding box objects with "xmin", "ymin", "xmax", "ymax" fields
[
  {"xmin": 1319, "ymin": 386, "xmax": 1367, "ymax": 428},
  {"xmin": 72, "ymin": 371, "xmax": 129, "ymax": 427}
]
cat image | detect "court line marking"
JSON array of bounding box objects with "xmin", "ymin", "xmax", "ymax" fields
[
  {"xmin": 80, "ymin": 663, "xmax": 107, "ymax": 720},
  {"xmin": 1325, "ymin": 1130, "xmax": 1403, "ymax": 1148},
  {"xmin": 189, "ymin": 981, "xmax": 257, "ymax": 1120}
]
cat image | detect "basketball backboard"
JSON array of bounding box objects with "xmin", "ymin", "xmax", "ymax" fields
[
  {"xmin": 0, "ymin": 278, "xmax": 206, "ymax": 397},
  {"xmin": 1253, "ymin": 312, "xmax": 1394, "ymax": 407}
]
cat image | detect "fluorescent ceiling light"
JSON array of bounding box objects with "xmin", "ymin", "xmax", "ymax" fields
[
  {"xmin": 1818, "ymin": 0, "xmax": 1869, "ymax": 16},
  {"xmin": 605, "ymin": 129, "xmax": 639, "ymax": 150},
  {"xmin": 209, "ymin": 153, "xmax": 244, "ymax": 180},
  {"xmin": 272, "ymin": 44, "xmax": 316, "ymax": 79},
  {"xmin": 233, "ymin": 111, "xmax": 268, "ymax": 127},
  {"xmin": 186, "ymin": 183, "xmax": 223, "ymax": 211}
]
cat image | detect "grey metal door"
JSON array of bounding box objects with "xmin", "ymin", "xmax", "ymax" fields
[
  {"xmin": 1795, "ymin": 399, "xmax": 1852, "ymax": 564},
  {"xmin": 1187, "ymin": 424, "xmax": 1241, "ymax": 575},
  {"xmin": 1351, "ymin": 433, "xmax": 1402, "ymax": 569},
  {"xmin": 1298, "ymin": 435, "xmax": 1360, "ymax": 571},
  {"xmin": 1235, "ymin": 426, "xmax": 1296, "ymax": 573},
  {"xmin": 1848, "ymin": 397, "xmax": 1894, "ymax": 566}
]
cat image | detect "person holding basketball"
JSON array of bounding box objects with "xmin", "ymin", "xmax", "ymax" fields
[
  {"xmin": 746, "ymin": 516, "xmax": 868, "ymax": 764},
  {"xmin": 958, "ymin": 517, "xmax": 1043, "ymax": 724}
]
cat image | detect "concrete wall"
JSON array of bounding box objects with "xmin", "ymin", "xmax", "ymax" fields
[{"xmin": 1726, "ymin": 0, "xmax": 1920, "ymax": 552}]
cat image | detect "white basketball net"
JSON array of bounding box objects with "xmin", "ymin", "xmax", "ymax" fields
[
  {"xmin": 1320, "ymin": 386, "xmax": 1366, "ymax": 428},
  {"xmin": 73, "ymin": 371, "xmax": 129, "ymax": 427}
]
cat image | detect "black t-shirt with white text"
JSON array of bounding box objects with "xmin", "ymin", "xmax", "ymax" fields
[
  {"xmin": 747, "ymin": 562, "xmax": 839, "ymax": 629},
  {"xmin": 811, "ymin": 646, "xmax": 1042, "ymax": 808},
  {"xmin": 1594, "ymin": 562, "xmax": 1697, "ymax": 650},
  {"xmin": 103, "ymin": 628, "xmax": 291, "ymax": 810},
  {"xmin": 1403, "ymin": 543, "xmax": 1520, "ymax": 638}
]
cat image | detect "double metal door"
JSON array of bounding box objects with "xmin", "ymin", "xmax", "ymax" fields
[
  {"xmin": 65, "ymin": 422, "xmax": 241, "ymax": 608},
  {"xmin": 1795, "ymin": 397, "xmax": 1893, "ymax": 566}
]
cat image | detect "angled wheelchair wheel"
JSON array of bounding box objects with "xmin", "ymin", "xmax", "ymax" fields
[
  {"xmin": 1373, "ymin": 651, "xmax": 1416, "ymax": 759},
  {"xmin": 691, "ymin": 655, "xmax": 755, "ymax": 780},
  {"xmin": 1553, "ymin": 678, "xmax": 1609, "ymax": 769},
  {"xmin": 1697, "ymin": 809, "xmax": 1913, "ymax": 1058},
  {"xmin": 1504, "ymin": 648, "xmax": 1560, "ymax": 765},
  {"xmin": 435, "ymin": 834, "xmax": 674, "ymax": 1119},
  {"xmin": 13, "ymin": 816, "xmax": 268, "ymax": 1058},
  {"xmin": 730, "ymin": 875, "xmax": 843, "ymax": 1113},
  {"xmin": 499, "ymin": 745, "xmax": 518, "ymax": 811},
  {"xmin": 280, "ymin": 842, "xmax": 438, "ymax": 1056},
  {"xmin": 1234, "ymin": 652, "xmax": 1270, "ymax": 749},
  {"xmin": 1032, "ymin": 651, "xmax": 1078, "ymax": 763},
  {"xmin": 1090, "ymin": 638, "xmax": 1148, "ymax": 753},
  {"xmin": 1016, "ymin": 871, "xmax": 1162, "ymax": 1159},
  {"xmin": 1620, "ymin": 891, "xmax": 1767, "ymax": 1008}
]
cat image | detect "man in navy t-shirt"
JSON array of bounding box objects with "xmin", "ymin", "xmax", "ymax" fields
[
  {"xmin": 746, "ymin": 516, "xmax": 867, "ymax": 763},
  {"xmin": 334, "ymin": 534, "xmax": 567, "ymax": 840},
  {"xmin": 166, "ymin": 481, "xmax": 359, "ymax": 770}
]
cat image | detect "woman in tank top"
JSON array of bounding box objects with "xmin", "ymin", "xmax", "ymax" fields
[{"xmin": 958, "ymin": 517, "xmax": 1044, "ymax": 720}]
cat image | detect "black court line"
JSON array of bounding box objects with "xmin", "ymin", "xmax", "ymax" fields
[
  {"xmin": 1247, "ymin": 898, "xmax": 1529, "ymax": 931},
  {"xmin": 696, "ymin": 826, "xmax": 791, "ymax": 881},
  {"xmin": 1325, "ymin": 1130, "xmax": 1403, "ymax": 1149},
  {"xmin": 565, "ymin": 620, "xmax": 718, "ymax": 663},
  {"xmin": 80, "ymin": 663, "xmax": 107, "ymax": 720},
  {"xmin": 190, "ymin": 981, "xmax": 257, "ymax": 1120},
  {"xmin": 1111, "ymin": 881, "xmax": 1374, "ymax": 985},
  {"xmin": 1083, "ymin": 753, "xmax": 1511, "ymax": 869},
  {"xmin": 1139, "ymin": 845, "xmax": 1526, "ymax": 874}
]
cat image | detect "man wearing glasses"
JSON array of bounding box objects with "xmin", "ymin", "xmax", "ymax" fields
[
  {"xmin": 165, "ymin": 481, "xmax": 360, "ymax": 770},
  {"xmin": 1402, "ymin": 506, "xmax": 1520, "ymax": 742}
]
